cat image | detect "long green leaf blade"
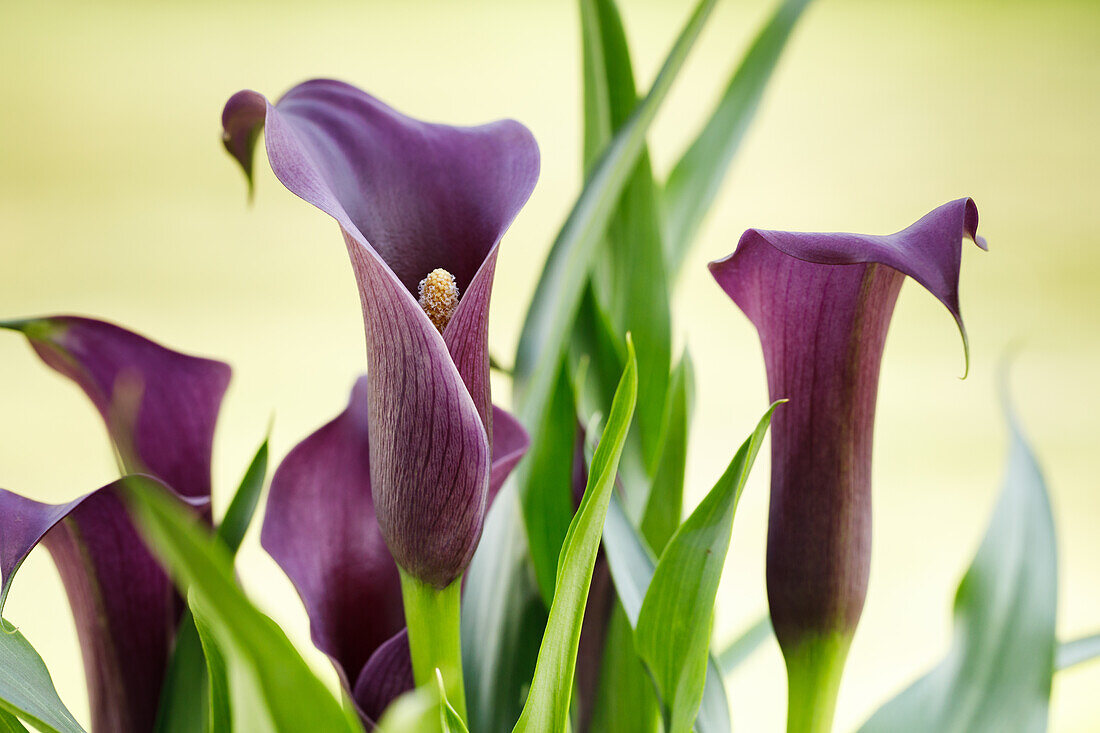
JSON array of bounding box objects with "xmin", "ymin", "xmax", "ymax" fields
[
  {"xmin": 119, "ymin": 476, "xmax": 357, "ymax": 733},
  {"xmin": 513, "ymin": 0, "xmax": 716, "ymax": 424},
  {"xmin": 0, "ymin": 623, "xmax": 84, "ymax": 733},
  {"xmin": 640, "ymin": 352, "xmax": 694, "ymax": 552},
  {"xmin": 601, "ymin": 492, "xmax": 731, "ymax": 733},
  {"xmin": 189, "ymin": 595, "xmax": 231, "ymax": 733},
  {"xmin": 1057, "ymin": 633, "xmax": 1100, "ymax": 671},
  {"xmin": 859, "ymin": 380, "xmax": 1057, "ymax": 733},
  {"xmin": 0, "ymin": 709, "xmax": 30, "ymax": 733},
  {"xmin": 635, "ymin": 403, "xmax": 778, "ymax": 733},
  {"xmin": 662, "ymin": 0, "xmax": 814, "ymax": 276},
  {"xmin": 580, "ymin": 0, "xmax": 672, "ymax": 475},
  {"xmin": 155, "ymin": 436, "xmax": 270, "ymax": 733},
  {"xmin": 512, "ymin": 340, "xmax": 638, "ymax": 733}
]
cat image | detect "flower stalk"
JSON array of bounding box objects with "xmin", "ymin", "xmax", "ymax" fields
[{"xmin": 399, "ymin": 569, "xmax": 467, "ymax": 721}]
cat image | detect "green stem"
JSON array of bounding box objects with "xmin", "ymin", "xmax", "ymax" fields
[
  {"xmin": 399, "ymin": 569, "xmax": 467, "ymax": 722},
  {"xmin": 783, "ymin": 634, "xmax": 851, "ymax": 733}
]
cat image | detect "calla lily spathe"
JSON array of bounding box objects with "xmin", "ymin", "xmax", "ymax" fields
[
  {"xmin": 709, "ymin": 198, "xmax": 984, "ymax": 662},
  {"xmin": 261, "ymin": 376, "xmax": 528, "ymax": 725},
  {"xmin": 0, "ymin": 316, "xmax": 230, "ymax": 733},
  {"xmin": 222, "ymin": 80, "xmax": 540, "ymax": 588}
]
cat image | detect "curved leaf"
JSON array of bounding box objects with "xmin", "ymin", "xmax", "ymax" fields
[
  {"xmin": 635, "ymin": 403, "xmax": 778, "ymax": 733},
  {"xmin": 859, "ymin": 380, "xmax": 1056, "ymax": 733},
  {"xmin": 512, "ymin": 340, "xmax": 637, "ymax": 733},
  {"xmin": 0, "ymin": 623, "xmax": 85, "ymax": 733}
]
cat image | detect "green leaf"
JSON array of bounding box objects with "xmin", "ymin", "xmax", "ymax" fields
[
  {"xmin": 1057, "ymin": 633, "xmax": 1100, "ymax": 670},
  {"xmin": 859, "ymin": 381, "xmax": 1057, "ymax": 733},
  {"xmin": 0, "ymin": 622, "xmax": 85, "ymax": 733},
  {"xmin": 640, "ymin": 352, "xmax": 694, "ymax": 552},
  {"xmin": 0, "ymin": 709, "xmax": 30, "ymax": 733},
  {"xmin": 588, "ymin": 606, "xmax": 660, "ymax": 733},
  {"xmin": 635, "ymin": 403, "xmax": 778, "ymax": 733},
  {"xmin": 461, "ymin": 485, "xmax": 546, "ymax": 733},
  {"xmin": 512, "ymin": 339, "xmax": 638, "ymax": 733},
  {"xmin": 215, "ymin": 437, "xmax": 269, "ymax": 555},
  {"xmin": 601, "ymin": 492, "xmax": 730, "ymax": 733},
  {"xmin": 512, "ymin": 0, "xmax": 716, "ymax": 427},
  {"xmin": 662, "ymin": 0, "xmax": 814, "ymax": 277},
  {"xmin": 190, "ymin": 595, "xmax": 231, "ymax": 733},
  {"xmin": 118, "ymin": 475, "xmax": 358, "ymax": 733},
  {"xmin": 580, "ymin": 0, "xmax": 672, "ymax": 475},
  {"xmin": 375, "ymin": 673, "xmax": 469, "ymax": 733},
  {"xmin": 716, "ymin": 616, "xmax": 773, "ymax": 675},
  {"xmin": 519, "ymin": 359, "xmax": 582, "ymax": 604},
  {"xmin": 154, "ymin": 436, "xmax": 270, "ymax": 733}
]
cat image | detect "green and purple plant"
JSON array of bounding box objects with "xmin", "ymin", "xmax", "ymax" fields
[{"xmin": 1, "ymin": 1, "xmax": 1096, "ymax": 732}]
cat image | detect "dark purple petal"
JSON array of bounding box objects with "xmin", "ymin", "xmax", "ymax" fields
[
  {"xmin": 1, "ymin": 317, "xmax": 230, "ymax": 499},
  {"xmin": 1, "ymin": 479, "xmax": 196, "ymax": 733},
  {"xmin": 353, "ymin": 630, "xmax": 414, "ymax": 726},
  {"xmin": 260, "ymin": 377, "xmax": 404, "ymax": 692},
  {"xmin": 489, "ymin": 405, "xmax": 529, "ymax": 501},
  {"xmin": 262, "ymin": 377, "xmax": 528, "ymax": 706},
  {"xmin": 708, "ymin": 199, "xmax": 983, "ymax": 650},
  {"xmin": 223, "ymin": 81, "xmax": 539, "ymax": 587}
]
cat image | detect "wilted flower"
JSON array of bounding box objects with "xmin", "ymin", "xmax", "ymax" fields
[{"xmin": 0, "ymin": 316, "xmax": 229, "ymax": 733}]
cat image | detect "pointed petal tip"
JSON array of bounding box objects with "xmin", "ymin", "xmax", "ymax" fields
[{"xmin": 221, "ymin": 89, "xmax": 269, "ymax": 195}]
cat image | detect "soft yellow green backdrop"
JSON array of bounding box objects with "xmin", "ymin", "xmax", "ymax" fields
[{"xmin": 1, "ymin": 0, "xmax": 1097, "ymax": 730}]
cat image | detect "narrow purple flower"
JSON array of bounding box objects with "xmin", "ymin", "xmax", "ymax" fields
[
  {"xmin": 709, "ymin": 199, "xmax": 985, "ymax": 723},
  {"xmin": 0, "ymin": 316, "xmax": 229, "ymax": 733},
  {"xmin": 260, "ymin": 376, "xmax": 528, "ymax": 725},
  {"xmin": 222, "ymin": 80, "xmax": 539, "ymax": 589}
]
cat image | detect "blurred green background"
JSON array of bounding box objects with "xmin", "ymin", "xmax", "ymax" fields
[{"xmin": 1, "ymin": 0, "xmax": 1097, "ymax": 729}]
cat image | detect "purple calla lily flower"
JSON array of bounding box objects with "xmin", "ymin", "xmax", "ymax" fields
[
  {"xmin": 709, "ymin": 198, "xmax": 985, "ymax": 718},
  {"xmin": 261, "ymin": 376, "xmax": 528, "ymax": 725},
  {"xmin": 0, "ymin": 316, "xmax": 230, "ymax": 733},
  {"xmin": 222, "ymin": 79, "xmax": 540, "ymax": 589}
]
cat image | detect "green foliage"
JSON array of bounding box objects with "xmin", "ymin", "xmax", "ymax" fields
[
  {"xmin": 512, "ymin": 340, "xmax": 638, "ymax": 733},
  {"xmin": 190, "ymin": 597, "xmax": 231, "ymax": 733},
  {"xmin": 635, "ymin": 403, "xmax": 778, "ymax": 733},
  {"xmin": 1057, "ymin": 633, "xmax": 1100, "ymax": 670},
  {"xmin": 662, "ymin": 0, "xmax": 815, "ymax": 276},
  {"xmin": 641, "ymin": 352, "xmax": 695, "ymax": 553},
  {"xmin": 0, "ymin": 623, "xmax": 84, "ymax": 733},
  {"xmin": 119, "ymin": 475, "xmax": 358, "ymax": 733},
  {"xmin": 375, "ymin": 672, "xmax": 469, "ymax": 733},
  {"xmin": 859, "ymin": 384, "xmax": 1057, "ymax": 733},
  {"xmin": 600, "ymin": 493, "xmax": 730, "ymax": 733},
  {"xmin": 154, "ymin": 436, "xmax": 269, "ymax": 733},
  {"xmin": 519, "ymin": 360, "xmax": 581, "ymax": 604},
  {"xmin": 0, "ymin": 709, "xmax": 30, "ymax": 733},
  {"xmin": 580, "ymin": 0, "xmax": 672, "ymax": 476}
]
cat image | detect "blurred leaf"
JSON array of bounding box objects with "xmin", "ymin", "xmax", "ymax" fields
[
  {"xmin": 0, "ymin": 623, "xmax": 84, "ymax": 733},
  {"xmin": 662, "ymin": 0, "xmax": 814, "ymax": 276},
  {"xmin": 580, "ymin": 0, "xmax": 671, "ymax": 475},
  {"xmin": 716, "ymin": 616, "xmax": 773, "ymax": 675},
  {"xmin": 190, "ymin": 596, "xmax": 231, "ymax": 733},
  {"xmin": 859, "ymin": 382, "xmax": 1057, "ymax": 733},
  {"xmin": 512, "ymin": 341, "xmax": 637, "ymax": 733},
  {"xmin": 520, "ymin": 360, "xmax": 582, "ymax": 604},
  {"xmin": 155, "ymin": 436, "xmax": 270, "ymax": 733},
  {"xmin": 640, "ymin": 352, "xmax": 694, "ymax": 552},
  {"xmin": 1057, "ymin": 633, "xmax": 1100, "ymax": 670},
  {"xmin": 0, "ymin": 709, "xmax": 30, "ymax": 733},
  {"xmin": 512, "ymin": 0, "xmax": 716, "ymax": 425},
  {"xmin": 376, "ymin": 674, "xmax": 468, "ymax": 733},
  {"xmin": 635, "ymin": 403, "xmax": 778, "ymax": 733},
  {"xmin": 119, "ymin": 475, "xmax": 358, "ymax": 733},
  {"xmin": 461, "ymin": 486, "xmax": 546, "ymax": 733},
  {"xmin": 601, "ymin": 492, "xmax": 731, "ymax": 733}
]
